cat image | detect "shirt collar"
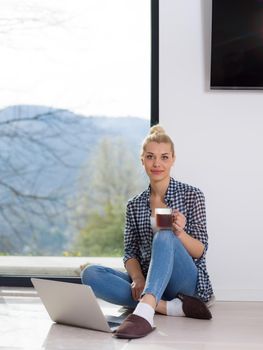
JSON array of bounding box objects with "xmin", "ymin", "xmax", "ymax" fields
[
  {"xmin": 145, "ymin": 177, "xmax": 178, "ymax": 205},
  {"xmin": 145, "ymin": 185, "xmax": 151, "ymax": 205},
  {"xmin": 164, "ymin": 177, "xmax": 178, "ymax": 203}
]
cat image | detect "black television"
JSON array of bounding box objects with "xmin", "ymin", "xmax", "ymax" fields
[{"xmin": 210, "ymin": 0, "xmax": 263, "ymax": 90}]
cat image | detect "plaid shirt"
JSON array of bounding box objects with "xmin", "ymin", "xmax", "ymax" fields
[{"xmin": 123, "ymin": 177, "xmax": 213, "ymax": 302}]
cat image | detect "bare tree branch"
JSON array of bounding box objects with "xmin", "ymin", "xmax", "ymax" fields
[{"xmin": 0, "ymin": 105, "xmax": 90, "ymax": 254}]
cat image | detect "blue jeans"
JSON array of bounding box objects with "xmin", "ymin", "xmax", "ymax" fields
[{"xmin": 81, "ymin": 230, "xmax": 198, "ymax": 308}]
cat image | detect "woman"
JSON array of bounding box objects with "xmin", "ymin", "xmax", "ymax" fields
[{"xmin": 81, "ymin": 125, "xmax": 214, "ymax": 339}]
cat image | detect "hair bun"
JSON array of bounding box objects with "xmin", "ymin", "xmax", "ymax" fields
[
  {"xmin": 150, "ymin": 124, "xmax": 165, "ymax": 135},
  {"xmin": 141, "ymin": 124, "xmax": 175, "ymax": 157}
]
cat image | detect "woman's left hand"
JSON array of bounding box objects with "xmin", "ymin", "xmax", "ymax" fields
[{"xmin": 172, "ymin": 209, "xmax": 186, "ymax": 236}]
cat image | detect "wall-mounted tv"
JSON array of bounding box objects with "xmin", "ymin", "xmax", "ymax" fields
[{"xmin": 210, "ymin": 0, "xmax": 263, "ymax": 90}]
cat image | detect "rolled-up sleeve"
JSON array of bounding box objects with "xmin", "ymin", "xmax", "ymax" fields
[
  {"xmin": 123, "ymin": 201, "xmax": 140, "ymax": 266},
  {"xmin": 186, "ymin": 189, "xmax": 208, "ymax": 254}
]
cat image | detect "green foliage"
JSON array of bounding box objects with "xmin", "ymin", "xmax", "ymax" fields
[
  {"xmin": 73, "ymin": 136, "xmax": 146, "ymax": 256},
  {"xmin": 75, "ymin": 201, "xmax": 124, "ymax": 256},
  {"xmin": 0, "ymin": 252, "xmax": 9, "ymax": 256}
]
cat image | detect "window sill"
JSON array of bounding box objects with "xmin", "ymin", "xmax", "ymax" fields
[{"xmin": 0, "ymin": 256, "xmax": 124, "ymax": 277}]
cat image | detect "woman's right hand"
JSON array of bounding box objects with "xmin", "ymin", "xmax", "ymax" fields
[{"xmin": 131, "ymin": 276, "xmax": 145, "ymax": 301}]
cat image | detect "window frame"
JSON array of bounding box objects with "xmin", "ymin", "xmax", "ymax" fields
[{"xmin": 0, "ymin": 0, "xmax": 159, "ymax": 287}]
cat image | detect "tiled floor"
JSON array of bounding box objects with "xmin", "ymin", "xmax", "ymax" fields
[{"xmin": 1, "ymin": 288, "xmax": 263, "ymax": 350}]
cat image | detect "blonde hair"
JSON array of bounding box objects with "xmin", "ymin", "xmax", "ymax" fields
[{"xmin": 141, "ymin": 124, "xmax": 175, "ymax": 157}]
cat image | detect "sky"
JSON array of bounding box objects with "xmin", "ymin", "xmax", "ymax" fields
[{"xmin": 0, "ymin": 0, "xmax": 150, "ymax": 118}]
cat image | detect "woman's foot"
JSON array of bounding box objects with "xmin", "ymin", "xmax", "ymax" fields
[
  {"xmin": 115, "ymin": 301, "xmax": 155, "ymax": 339},
  {"xmin": 177, "ymin": 294, "xmax": 212, "ymax": 320},
  {"xmin": 80, "ymin": 262, "xmax": 89, "ymax": 271},
  {"xmin": 114, "ymin": 314, "xmax": 154, "ymax": 339},
  {"xmin": 166, "ymin": 298, "xmax": 185, "ymax": 316}
]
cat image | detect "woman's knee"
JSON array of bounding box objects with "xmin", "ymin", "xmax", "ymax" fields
[
  {"xmin": 81, "ymin": 264, "xmax": 103, "ymax": 286},
  {"xmin": 153, "ymin": 230, "xmax": 180, "ymax": 246}
]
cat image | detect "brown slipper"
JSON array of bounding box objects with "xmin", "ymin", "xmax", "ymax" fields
[
  {"xmin": 114, "ymin": 314, "xmax": 154, "ymax": 339},
  {"xmin": 178, "ymin": 294, "xmax": 212, "ymax": 320}
]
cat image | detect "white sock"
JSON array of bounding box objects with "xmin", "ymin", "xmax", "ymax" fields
[
  {"xmin": 166, "ymin": 298, "xmax": 185, "ymax": 317},
  {"xmin": 133, "ymin": 302, "xmax": 155, "ymax": 327}
]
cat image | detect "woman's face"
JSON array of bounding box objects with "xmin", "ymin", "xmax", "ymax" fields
[{"xmin": 141, "ymin": 141, "xmax": 175, "ymax": 183}]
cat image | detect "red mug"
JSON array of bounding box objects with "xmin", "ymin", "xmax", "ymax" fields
[{"xmin": 155, "ymin": 208, "xmax": 173, "ymax": 229}]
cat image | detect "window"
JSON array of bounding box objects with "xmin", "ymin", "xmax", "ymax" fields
[{"xmin": 0, "ymin": 0, "xmax": 158, "ymax": 285}]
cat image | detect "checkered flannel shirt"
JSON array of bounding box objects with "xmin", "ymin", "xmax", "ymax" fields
[{"xmin": 123, "ymin": 177, "xmax": 213, "ymax": 302}]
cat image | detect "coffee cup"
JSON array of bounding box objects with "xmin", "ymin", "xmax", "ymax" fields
[{"xmin": 155, "ymin": 208, "xmax": 173, "ymax": 229}]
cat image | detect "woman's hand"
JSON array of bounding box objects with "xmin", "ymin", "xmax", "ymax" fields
[
  {"xmin": 131, "ymin": 276, "xmax": 145, "ymax": 301},
  {"xmin": 172, "ymin": 209, "xmax": 186, "ymax": 237}
]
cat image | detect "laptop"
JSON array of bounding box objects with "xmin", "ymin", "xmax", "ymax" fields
[{"xmin": 31, "ymin": 278, "xmax": 127, "ymax": 333}]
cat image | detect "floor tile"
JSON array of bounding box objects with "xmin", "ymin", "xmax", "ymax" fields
[
  {"xmin": 125, "ymin": 342, "xmax": 263, "ymax": 350},
  {"xmin": 42, "ymin": 324, "xmax": 127, "ymax": 350},
  {"xmin": 126, "ymin": 302, "xmax": 263, "ymax": 349},
  {"xmin": 0, "ymin": 294, "xmax": 128, "ymax": 350},
  {"xmin": 1, "ymin": 290, "xmax": 263, "ymax": 350}
]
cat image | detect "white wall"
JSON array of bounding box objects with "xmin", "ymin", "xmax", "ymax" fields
[{"xmin": 159, "ymin": 0, "xmax": 263, "ymax": 301}]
